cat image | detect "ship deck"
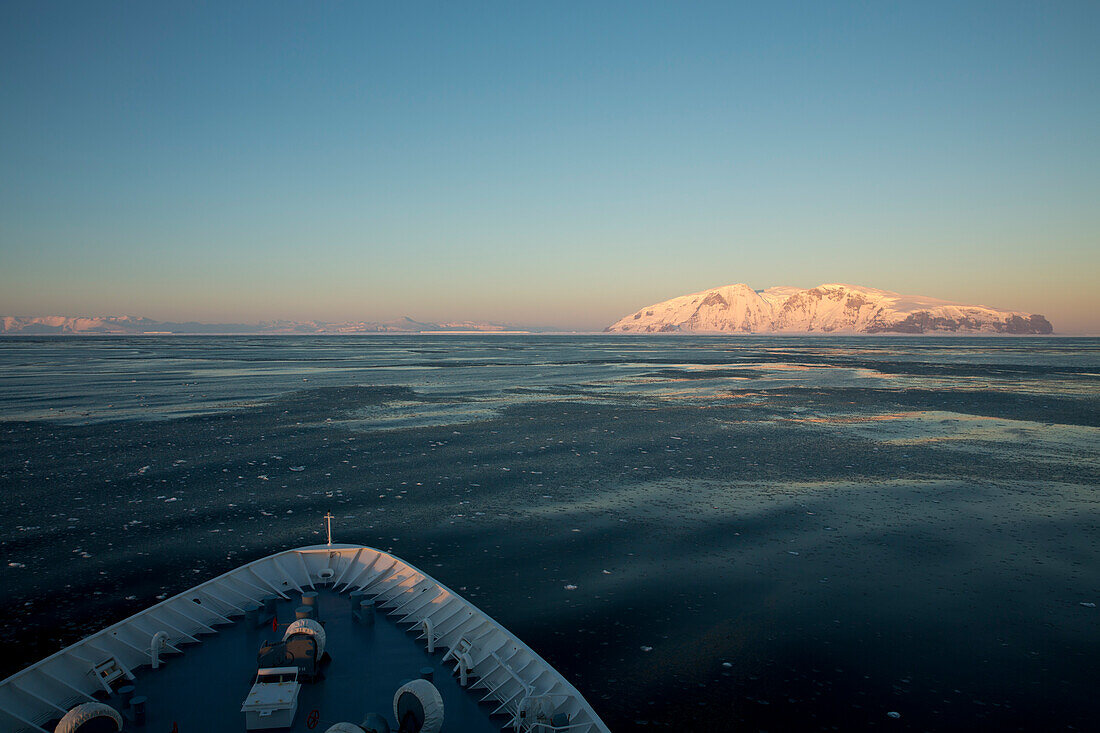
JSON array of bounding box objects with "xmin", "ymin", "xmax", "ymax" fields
[{"xmin": 96, "ymin": 588, "xmax": 501, "ymax": 732}]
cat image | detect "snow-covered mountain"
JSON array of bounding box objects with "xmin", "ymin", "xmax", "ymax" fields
[
  {"xmin": 0, "ymin": 315, "xmax": 543, "ymax": 335},
  {"xmin": 0, "ymin": 316, "xmax": 176, "ymax": 334},
  {"xmin": 606, "ymin": 283, "xmax": 1053, "ymax": 334}
]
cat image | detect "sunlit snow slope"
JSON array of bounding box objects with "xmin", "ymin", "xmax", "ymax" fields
[{"xmin": 607, "ymin": 283, "xmax": 1053, "ymax": 334}]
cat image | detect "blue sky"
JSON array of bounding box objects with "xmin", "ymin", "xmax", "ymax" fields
[{"xmin": 1, "ymin": 1, "xmax": 1097, "ymax": 331}]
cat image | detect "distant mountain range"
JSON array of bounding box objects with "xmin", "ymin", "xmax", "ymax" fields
[
  {"xmin": 1, "ymin": 284, "xmax": 1057, "ymax": 336},
  {"xmin": 607, "ymin": 283, "xmax": 1053, "ymax": 334},
  {"xmin": 0, "ymin": 315, "xmax": 546, "ymax": 335}
]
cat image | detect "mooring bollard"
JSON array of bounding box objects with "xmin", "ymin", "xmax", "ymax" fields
[
  {"xmin": 301, "ymin": 590, "xmax": 319, "ymax": 620},
  {"xmin": 130, "ymin": 695, "xmax": 147, "ymax": 725},
  {"xmin": 357, "ymin": 598, "xmax": 375, "ymax": 625}
]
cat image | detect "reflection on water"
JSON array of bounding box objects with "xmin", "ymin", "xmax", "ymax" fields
[
  {"xmin": 799, "ymin": 410, "xmax": 1099, "ymax": 467},
  {"xmin": 3, "ymin": 335, "xmax": 1096, "ymax": 430}
]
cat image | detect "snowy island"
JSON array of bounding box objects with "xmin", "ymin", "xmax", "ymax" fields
[{"xmin": 606, "ymin": 283, "xmax": 1053, "ymax": 334}]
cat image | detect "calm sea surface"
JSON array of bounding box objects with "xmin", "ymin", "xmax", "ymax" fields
[{"xmin": 1, "ymin": 335, "xmax": 1097, "ymax": 730}]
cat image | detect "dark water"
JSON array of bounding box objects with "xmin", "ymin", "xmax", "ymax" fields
[{"xmin": 1, "ymin": 335, "xmax": 1097, "ymax": 731}]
